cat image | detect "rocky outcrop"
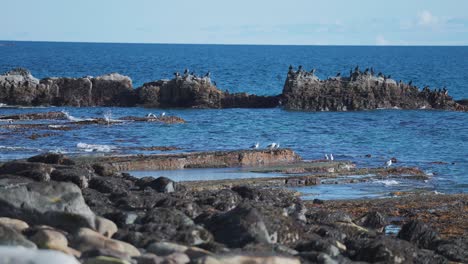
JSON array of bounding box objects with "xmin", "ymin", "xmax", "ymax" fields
[
  {"xmin": 136, "ymin": 76, "xmax": 223, "ymax": 108},
  {"xmin": 0, "ymin": 68, "xmax": 136, "ymax": 107},
  {"xmin": 91, "ymin": 149, "xmax": 302, "ymax": 171},
  {"xmin": 282, "ymin": 66, "xmax": 468, "ymax": 111},
  {"xmin": 135, "ymin": 74, "xmax": 279, "ymax": 108},
  {"xmin": 2, "ymin": 67, "xmax": 467, "ymax": 111}
]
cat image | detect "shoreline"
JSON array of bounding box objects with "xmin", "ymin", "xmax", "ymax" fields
[{"xmin": 0, "ymin": 151, "xmax": 466, "ymax": 263}]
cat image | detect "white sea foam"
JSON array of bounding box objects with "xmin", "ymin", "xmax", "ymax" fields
[
  {"xmin": 77, "ymin": 142, "xmax": 115, "ymax": 152},
  {"xmin": 0, "ymin": 145, "xmax": 42, "ymax": 151},
  {"xmin": 61, "ymin": 110, "xmax": 84, "ymax": 122},
  {"xmin": 375, "ymin": 179, "xmax": 400, "ymax": 186},
  {"xmin": 48, "ymin": 124, "xmax": 66, "ymax": 128}
]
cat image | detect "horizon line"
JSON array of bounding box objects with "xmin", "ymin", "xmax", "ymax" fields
[{"xmin": 1, "ymin": 39, "xmax": 468, "ymax": 47}]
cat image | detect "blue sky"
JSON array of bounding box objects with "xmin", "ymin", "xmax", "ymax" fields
[{"xmin": 1, "ymin": 0, "xmax": 468, "ymax": 45}]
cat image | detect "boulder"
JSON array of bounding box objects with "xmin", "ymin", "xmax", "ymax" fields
[
  {"xmin": 435, "ymin": 238, "xmax": 468, "ymax": 263},
  {"xmin": 135, "ymin": 176, "xmax": 175, "ymax": 193},
  {"xmin": 201, "ymin": 203, "xmax": 272, "ymax": 248},
  {"xmin": 28, "ymin": 227, "xmax": 69, "ymax": 252},
  {"xmin": 95, "ymin": 216, "xmax": 118, "ymax": 238},
  {"xmin": 73, "ymin": 228, "xmax": 140, "ymax": 257},
  {"xmin": 121, "ymin": 207, "xmax": 213, "ymax": 247},
  {"xmin": 0, "ymin": 217, "xmax": 29, "ymax": 232},
  {"xmin": 92, "ymin": 163, "xmax": 117, "ymax": 177},
  {"xmin": 356, "ymin": 211, "xmax": 388, "ymax": 232},
  {"xmin": 50, "ymin": 167, "xmax": 95, "ymax": 189},
  {"xmin": 0, "ymin": 161, "xmax": 54, "ymax": 181},
  {"xmin": 146, "ymin": 241, "xmax": 188, "ymax": 256},
  {"xmin": 27, "ymin": 153, "xmax": 75, "ymax": 165},
  {"xmin": 83, "ymin": 256, "xmax": 131, "ymax": 264},
  {"xmin": 0, "ymin": 224, "xmax": 37, "ymax": 248},
  {"xmin": 348, "ymin": 236, "xmax": 446, "ymax": 263},
  {"xmin": 133, "ymin": 253, "xmax": 165, "ymax": 264},
  {"xmin": 196, "ymin": 254, "xmax": 300, "ymax": 264},
  {"xmin": 0, "ymin": 179, "xmax": 96, "ymax": 231},
  {"xmin": 0, "ymin": 246, "xmax": 80, "ymax": 264},
  {"xmin": 397, "ymin": 220, "xmax": 440, "ymax": 249}
]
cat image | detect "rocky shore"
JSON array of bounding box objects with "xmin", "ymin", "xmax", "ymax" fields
[
  {"xmin": 0, "ymin": 151, "xmax": 466, "ymax": 264},
  {"xmin": 1, "ymin": 67, "xmax": 466, "ymax": 111}
]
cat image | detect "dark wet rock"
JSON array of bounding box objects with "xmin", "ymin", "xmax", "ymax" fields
[
  {"xmin": 0, "ymin": 161, "xmax": 54, "ymax": 182},
  {"xmin": 356, "ymin": 211, "xmax": 388, "ymax": 232},
  {"xmin": 200, "ymin": 203, "xmax": 273, "ymax": 248},
  {"xmin": 50, "ymin": 167, "xmax": 95, "ymax": 189},
  {"xmin": 135, "ymin": 176, "xmax": 175, "ymax": 193},
  {"xmin": 435, "ymin": 238, "xmax": 468, "ymax": 263},
  {"xmin": 307, "ymin": 210, "xmax": 353, "ymax": 225},
  {"xmin": 194, "ymin": 189, "xmax": 242, "ymax": 211},
  {"xmin": 282, "ymin": 66, "xmax": 467, "ymax": 111},
  {"xmin": 312, "ymin": 199, "xmax": 324, "ymax": 205},
  {"xmin": 456, "ymin": 98, "xmax": 468, "ymax": 106},
  {"xmin": 92, "ymin": 163, "xmax": 118, "ymax": 177},
  {"xmin": 154, "ymin": 195, "xmax": 202, "ymax": 218},
  {"xmin": 0, "ymin": 111, "xmax": 67, "ymax": 120},
  {"xmin": 113, "ymin": 190, "xmax": 167, "ymax": 210},
  {"xmin": 104, "ymin": 211, "xmax": 142, "ymax": 228},
  {"xmin": 348, "ymin": 236, "xmax": 447, "ymax": 264},
  {"xmin": 221, "ymin": 92, "xmax": 280, "ymax": 108},
  {"xmin": 295, "ymin": 234, "xmax": 342, "ymax": 257},
  {"xmin": 88, "ymin": 176, "xmax": 134, "ymax": 195},
  {"xmin": 82, "ymin": 188, "xmax": 116, "ymax": 216},
  {"xmin": 116, "ymin": 208, "xmax": 213, "ymax": 247},
  {"xmin": 0, "ymin": 179, "xmax": 96, "ymax": 231},
  {"xmin": 397, "ymin": 220, "xmax": 440, "ymax": 249},
  {"xmin": 0, "ymin": 223, "xmax": 37, "ymax": 248}
]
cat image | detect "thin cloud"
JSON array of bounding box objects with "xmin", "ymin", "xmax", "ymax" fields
[
  {"xmin": 417, "ymin": 10, "xmax": 438, "ymax": 26},
  {"xmin": 376, "ymin": 35, "xmax": 389, "ymax": 45}
]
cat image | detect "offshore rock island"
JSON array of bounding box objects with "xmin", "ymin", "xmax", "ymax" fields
[{"xmin": 1, "ymin": 67, "xmax": 467, "ymax": 111}]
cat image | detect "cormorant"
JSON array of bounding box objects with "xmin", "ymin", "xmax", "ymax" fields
[
  {"xmin": 409, "ymin": 80, "xmax": 413, "ymax": 86},
  {"xmin": 336, "ymin": 72, "xmax": 341, "ymax": 77}
]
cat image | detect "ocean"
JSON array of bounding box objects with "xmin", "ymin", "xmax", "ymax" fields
[{"xmin": 0, "ymin": 41, "xmax": 467, "ymax": 198}]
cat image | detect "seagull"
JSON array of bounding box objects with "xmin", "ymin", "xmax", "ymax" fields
[
  {"xmin": 161, "ymin": 112, "xmax": 166, "ymax": 117},
  {"xmin": 146, "ymin": 113, "xmax": 156, "ymax": 118},
  {"xmin": 250, "ymin": 142, "xmax": 260, "ymax": 149},
  {"xmin": 267, "ymin": 143, "xmax": 277, "ymax": 150},
  {"xmin": 325, "ymin": 154, "xmax": 329, "ymax": 160},
  {"xmin": 274, "ymin": 143, "xmax": 280, "ymax": 149},
  {"xmin": 330, "ymin": 154, "xmax": 334, "ymax": 161},
  {"xmin": 385, "ymin": 159, "xmax": 393, "ymax": 168}
]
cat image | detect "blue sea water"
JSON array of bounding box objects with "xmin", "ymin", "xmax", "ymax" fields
[{"xmin": 0, "ymin": 41, "xmax": 467, "ymax": 198}]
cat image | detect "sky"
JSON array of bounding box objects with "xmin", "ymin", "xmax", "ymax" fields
[{"xmin": 1, "ymin": 0, "xmax": 468, "ymax": 45}]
